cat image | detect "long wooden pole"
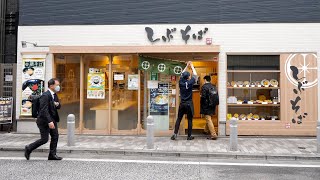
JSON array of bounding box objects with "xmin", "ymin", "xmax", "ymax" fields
[
  {"xmin": 137, "ymin": 69, "xmax": 141, "ymax": 134},
  {"xmin": 143, "ymin": 72, "xmax": 147, "ymax": 131},
  {"xmin": 108, "ymin": 54, "xmax": 113, "ymax": 135},
  {"xmin": 79, "ymin": 55, "xmax": 84, "ymax": 134}
]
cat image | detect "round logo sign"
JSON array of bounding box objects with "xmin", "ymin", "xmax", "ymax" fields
[
  {"xmin": 158, "ymin": 63, "xmax": 166, "ymax": 72},
  {"xmin": 173, "ymin": 66, "xmax": 183, "ymax": 74},
  {"xmin": 285, "ymin": 54, "xmax": 318, "ymax": 89},
  {"xmin": 142, "ymin": 61, "xmax": 151, "ymax": 70}
]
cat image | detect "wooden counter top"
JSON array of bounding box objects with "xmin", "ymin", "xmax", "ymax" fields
[{"xmin": 90, "ymin": 101, "xmax": 137, "ymax": 111}]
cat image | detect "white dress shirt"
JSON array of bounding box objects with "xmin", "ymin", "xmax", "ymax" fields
[{"xmin": 48, "ymin": 89, "xmax": 55, "ymax": 100}]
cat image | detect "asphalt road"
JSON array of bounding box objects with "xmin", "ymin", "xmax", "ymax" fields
[{"xmin": 0, "ymin": 151, "xmax": 320, "ymax": 180}]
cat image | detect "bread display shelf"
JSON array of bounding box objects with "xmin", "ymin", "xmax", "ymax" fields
[
  {"xmin": 228, "ymin": 104, "xmax": 280, "ymax": 107},
  {"xmin": 227, "ymin": 87, "xmax": 280, "ymax": 89},
  {"xmin": 227, "ymin": 70, "xmax": 280, "ymax": 73}
]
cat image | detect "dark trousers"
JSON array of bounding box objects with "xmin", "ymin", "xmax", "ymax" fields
[
  {"xmin": 28, "ymin": 121, "xmax": 59, "ymax": 156},
  {"xmin": 174, "ymin": 101, "xmax": 194, "ymax": 137}
]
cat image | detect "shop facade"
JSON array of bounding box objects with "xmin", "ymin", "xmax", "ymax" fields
[{"xmin": 16, "ymin": 24, "xmax": 320, "ymax": 136}]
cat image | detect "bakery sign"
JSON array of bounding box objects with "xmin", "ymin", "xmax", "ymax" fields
[
  {"xmin": 145, "ymin": 25, "xmax": 209, "ymax": 44},
  {"xmin": 284, "ymin": 53, "xmax": 318, "ymax": 125}
]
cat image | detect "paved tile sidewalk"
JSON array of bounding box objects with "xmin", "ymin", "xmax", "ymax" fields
[{"xmin": 0, "ymin": 133, "xmax": 318, "ymax": 158}]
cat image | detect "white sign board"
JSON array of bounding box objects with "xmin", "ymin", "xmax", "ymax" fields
[
  {"xmin": 5, "ymin": 75, "xmax": 13, "ymax": 82},
  {"xmin": 147, "ymin": 81, "xmax": 158, "ymax": 89},
  {"xmin": 114, "ymin": 74, "xmax": 124, "ymax": 81}
]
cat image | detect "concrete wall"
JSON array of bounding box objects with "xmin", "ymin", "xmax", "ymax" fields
[{"xmin": 5, "ymin": 0, "xmax": 18, "ymax": 63}]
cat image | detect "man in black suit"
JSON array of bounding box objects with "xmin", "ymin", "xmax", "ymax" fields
[{"xmin": 25, "ymin": 78, "xmax": 63, "ymax": 160}]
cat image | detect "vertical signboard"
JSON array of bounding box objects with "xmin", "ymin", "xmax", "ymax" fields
[
  {"xmin": 149, "ymin": 82, "xmax": 169, "ymax": 130},
  {"xmin": 0, "ymin": 97, "xmax": 13, "ymax": 124},
  {"xmin": 281, "ymin": 53, "xmax": 318, "ymax": 134},
  {"xmin": 21, "ymin": 58, "xmax": 45, "ymax": 116}
]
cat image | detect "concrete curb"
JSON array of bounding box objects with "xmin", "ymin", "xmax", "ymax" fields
[{"xmin": 1, "ymin": 146, "xmax": 320, "ymax": 161}]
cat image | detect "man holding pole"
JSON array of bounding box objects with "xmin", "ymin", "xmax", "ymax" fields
[{"xmin": 171, "ymin": 61, "xmax": 198, "ymax": 140}]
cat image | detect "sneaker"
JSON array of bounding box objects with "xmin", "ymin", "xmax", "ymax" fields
[
  {"xmin": 202, "ymin": 131, "xmax": 210, "ymax": 135},
  {"xmin": 171, "ymin": 134, "xmax": 177, "ymax": 140},
  {"xmin": 207, "ymin": 135, "xmax": 218, "ymax": 140},
  {"xmin": 187, "ymin": 136, "xmax": 194, "ymax": 140}
]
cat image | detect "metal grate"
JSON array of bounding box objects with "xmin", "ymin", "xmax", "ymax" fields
[
  {"xmin": 0, "ymin": 64, "xmax": 16, "ymax": 97},
  {"xmin": 0, "ymin": 63, "xmax": 16, "ymax": 131}
]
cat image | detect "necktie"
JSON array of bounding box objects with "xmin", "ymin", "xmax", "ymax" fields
[{"xmin": 53, "ymin": 93, "xmax": 58, "ymax": 101}]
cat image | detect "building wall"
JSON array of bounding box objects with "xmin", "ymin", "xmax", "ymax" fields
[
  {"xmin": 17, "ymin": 23, "xmax": 320, "ymax": 51},
  {"xmin": 19, "ymin": 0, "xmax": 320, "ymax": 25},
  {"xmin": 16, "ymin": 24, "xmax": 320, "ymax": 135},
  {"xmin": 4, "ymin": 0, "xmax": 18, "ymax": 63}
]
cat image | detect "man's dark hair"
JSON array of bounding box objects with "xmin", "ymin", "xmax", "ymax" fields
[
  {"xmin": 48, "ymin": 78, "xmax": 60, "ymax": 88},
  {"xmin": 204, "ymin": 75, "xmax": 211, "ymax": 82},
  {"xmin": 182, "ymin": 71, "xmax": 190, "ymax": 80}
]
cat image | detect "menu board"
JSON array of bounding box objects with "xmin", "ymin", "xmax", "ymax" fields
[
  {"xmin": 0, "ymin": 97, "xmax": 13, "ymax": 124},
  {"xmin": 149, "ymin": 83, "xmax": 169, "ymax": 115},
  {"xmin": 87, "ymin": 73, "xmax": 105, "ymax": 99},
  {"xmin": 21, "ymin": 58, "xmax": 46, "ymax": 116}
]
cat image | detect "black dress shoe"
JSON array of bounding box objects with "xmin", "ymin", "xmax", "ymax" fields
[
  {"xmin": 187, "ymin": 136, "xmax": 195, "ymax": 140},
  {"xmin": 24, "ymin": 145, "xmax": 31, "ymax": 160},
  {"xmin": 48, "ymin": 155, "xmax": 63, "ymax": 160},
  {"xmin": 170, "ymin": 134, "xmax": 177, "ymax": 140}
]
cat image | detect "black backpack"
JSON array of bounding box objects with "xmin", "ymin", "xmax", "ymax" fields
[
  {"xmin": 29, "ymin": 95, "xmax": 41, "ymax": 118},
  {"xmin": 208, "ymin": 86, "xmax": 218, "ymax": 107}
]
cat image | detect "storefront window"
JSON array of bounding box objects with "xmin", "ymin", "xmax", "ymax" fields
[
  {"xmin": 111, "ymin": 55, "xmax": 139, "ymax": 133},
  {"xmin": 55, "ymin": 55, "xmax": 81, "ymax": 131},
  {"xmin": 83, "ymin": 55, "xmax": 110, "ymax": 132},
  {"xmin": 227, "ymin": 55, "xmax": 281, "ymax": 121},
  {"xmin": 54, "ymin": 53, "xmax": 219, "ymax": 135}
]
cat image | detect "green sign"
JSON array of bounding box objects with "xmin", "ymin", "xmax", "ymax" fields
[
  {"xmin": 150, "ymin": 72, "xmax": 158, "ymax": 80},
  {"xmin": 139, "ymin": 56, "xmax": 185, "ymax": 76}
]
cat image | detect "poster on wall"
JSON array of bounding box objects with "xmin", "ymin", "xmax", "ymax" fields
[
  {"xmin": 21, "ymin": 58, "xmax": 46, "ymax": 116},
  {"xmin": 0, "ymin": 97, "xmax": 13, "ymax": 124},
  {"xmin": 128, "ymin": 74, "xmax": 139, "ymax": 90},
  {"xmin": 149, "ymin": 83, "xmax": 169, "ymax": 115},
  {"xmin": 87, "ymin": 73, "xmax": 105, "ymax": 99}
]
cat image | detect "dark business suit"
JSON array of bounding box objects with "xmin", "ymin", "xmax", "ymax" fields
[{"xmin": 28, "ymin": 90, "xmax": 61, "ymax": 156}]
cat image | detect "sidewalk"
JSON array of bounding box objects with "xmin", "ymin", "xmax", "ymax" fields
[{"xmin": 0, "ymin": 133, "xmax": 319, "ymax": 160}]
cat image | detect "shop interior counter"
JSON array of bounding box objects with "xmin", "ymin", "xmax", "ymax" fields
[{"xmin": 90, "ymin": 101, "xmax": 137, "ymax": 130}]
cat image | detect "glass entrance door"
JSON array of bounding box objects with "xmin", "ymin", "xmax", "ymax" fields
[{"xmin": 141, "ymin": 73, "xmax": 178, "ymax": 134}]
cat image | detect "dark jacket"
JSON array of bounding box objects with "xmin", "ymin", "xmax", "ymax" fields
[
  {"xmin": 200, "ymin": 83, "xmax": 219, "ymax": 116},
  {"xmin": 37, "ymin": 90, "xmax": 61, "ymax": 124},
  {"xmin": 179, "ymin": 75, "xmax": 196, "ymax": 102}
]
